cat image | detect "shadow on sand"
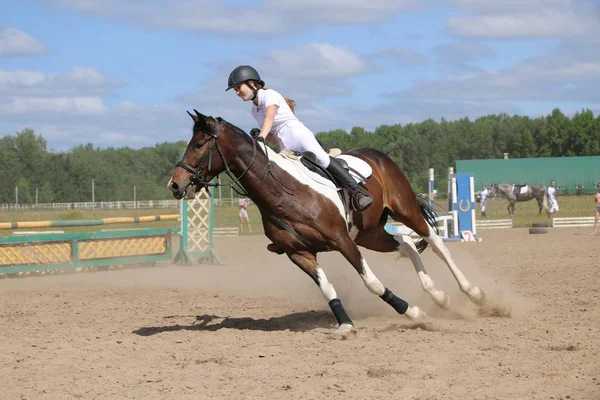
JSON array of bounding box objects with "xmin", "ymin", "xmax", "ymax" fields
[{"xmin": 133, "ymin": 310, "xmax": 336, "ymax": 336}]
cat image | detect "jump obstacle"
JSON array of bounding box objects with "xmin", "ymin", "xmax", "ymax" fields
[
  {"xmin": 385, "ymin": 167, "xmax": 500, "ymax": 242},
  {"xmin": 0, "ymin": 189, "xmax": 221, "ymax": 277}
]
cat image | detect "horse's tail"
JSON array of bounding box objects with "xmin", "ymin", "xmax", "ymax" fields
[
  {"xmin": 542, "ymin": 186, "xmax": 549, "ymax": 210},
  {"xmin": 415, "ymin": 194, "xmax": 439, "ymax": 253}
]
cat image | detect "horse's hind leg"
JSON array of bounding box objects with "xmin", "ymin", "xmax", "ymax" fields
[
  {"xmin": 393, "ymin": 234, "xmax": 451, "ymax": 310},
  {"xmin": 423, "ymin": 226, "xmax": 486, "ymax": 306},
  {"xmin": 357, "ymin": 228, "xmax": 451, "ymax": 310},
  {"xmin": 287, "ymin": 251, "xmax": 355, "ymax": 338},
  {"xmin": 338, "ymin": 235, "xmax": 427, "ymax": 322}
]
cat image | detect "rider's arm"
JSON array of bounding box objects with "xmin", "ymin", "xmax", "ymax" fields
[{"xmin": 258, "ymin": 105, "xmax": 277, "ymax": 141}]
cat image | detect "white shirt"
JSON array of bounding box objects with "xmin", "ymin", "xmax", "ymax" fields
[
  {"xmin": 251, "ymin": 89, "xmax": 297, "ymax": 134},
  {"xmin": 480, "ymin": 188, "xmax": 488, "ymax": 201},
  {"xmin": 548, "ymin": 186, "xmax": 556, "ymax": 202},
  {"xmin": 238, "ymin": 198, "xmax": 247, "ymax": 209}
]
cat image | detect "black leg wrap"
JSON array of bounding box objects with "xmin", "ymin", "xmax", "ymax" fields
[
  {"xmin": 380, "ymin": 288, "xmax": 409, "ymax": 315},
  {"xmin": 328, "ymin": 298, "xmax": 353, "ymax": 326}
]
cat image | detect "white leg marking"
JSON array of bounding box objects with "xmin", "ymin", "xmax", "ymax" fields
[
  {"xmin": 424, "ymin": 226, "xmax": 486, "ymax": 306},
  {"xmin": 394, "ymin": 234, "xmax": 450, "ymax": 309},
  {"xmin": 348, "ymin": 224, "xmax": 360, "ymax": 241},
  {"xmin": 359, "ymin": 257, "xmax": 385, "ymax": 296},
  {"xmin": 316, "ymin": 267, "xmax": 337, "ymax": 302},
  {"xmin": 405, "ymin": 305, "xmax": 427, "ymax": 321}
]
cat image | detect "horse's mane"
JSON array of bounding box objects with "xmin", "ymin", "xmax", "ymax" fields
[
  {"xmin": 192, "ymin": 115, "xmax": 251, "ymax": 140},
  {"xmin": 219, "ymin": 118, "xmax": 253, "ymax": 139}
]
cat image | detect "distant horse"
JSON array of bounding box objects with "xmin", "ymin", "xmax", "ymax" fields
[
  {"xmin": 168, "ymin": 111, "xmax": 486, "ymax": 338},
  {"xmin": 489, "ymin": 184, "xmax": 548, "ymax": 217}
]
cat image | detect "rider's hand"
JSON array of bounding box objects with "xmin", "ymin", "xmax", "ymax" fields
[
  {"xmin": 256, "ymin": 136, "xmax": 265, "ymax": 143},
  {"xmin": 249, "ymin": 128, "xmax": 261, "ymax": 139}
]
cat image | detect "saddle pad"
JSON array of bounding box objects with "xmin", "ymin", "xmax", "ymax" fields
[
  {"xmin": 335, "ymin": 155, "xmax": 372, "ymax": 183},
  {"xmin": 512, "ymin": 185, "xmax": 528, "ymax": 194}
]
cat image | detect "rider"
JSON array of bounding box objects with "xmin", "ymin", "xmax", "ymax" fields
[{"xmin": 226, "ymin": 65, "xmax": 372, "ymax": 211}]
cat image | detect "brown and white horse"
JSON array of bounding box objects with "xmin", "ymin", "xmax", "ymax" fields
[{"xmin": 168, "ymin": 111, "xmax": 486, "ymax": 338}]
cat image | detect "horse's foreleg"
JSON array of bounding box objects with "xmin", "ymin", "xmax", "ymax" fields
[
  {"xmin": 338, "ymin": 237, "xmax": 426, "ymax": 321},
  {"xmin": 394, "ymin": 234, "xmax": 450, "ymax": 310},
  {"xmin": 423, "ymin": 227, "xmax": 486, "ymax": 306},
  {"xmin": 287, "ymin": 251, "xmax": 355, "ymax": 338},
  {"xmin": 508, "ymin": 201, "xmax": 516, "ymax": 216}
]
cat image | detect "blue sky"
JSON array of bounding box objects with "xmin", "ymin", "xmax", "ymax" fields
[{"xmin": 1, "ymin": 0, "xmax": 599, "ymax": 151}]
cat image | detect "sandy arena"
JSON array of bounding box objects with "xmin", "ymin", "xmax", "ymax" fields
[{"xmin": 1, "ymin": 228, "xmax": 599, "ymax": 399}]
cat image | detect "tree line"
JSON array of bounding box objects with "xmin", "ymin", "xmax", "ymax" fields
[{"xmin": 1, "ymin": 108, "xmax": 598, "ymax": 204}]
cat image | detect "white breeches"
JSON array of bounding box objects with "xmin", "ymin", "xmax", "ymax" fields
[
  {"xmin": 548, "ymin": 199, "xmax": 559, "ymax": 213},
  {"xmin": 480, "ymin": 199, "xmax": 487, "ymax": 212},
  {"xmin": 276, "ymin": 121, "xmax": 330, "ymax": 167}
]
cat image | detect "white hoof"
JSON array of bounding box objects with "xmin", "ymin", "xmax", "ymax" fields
[
  {"xmin": 430, "ymin": 289, "xmax": 451, "ymax": 310},
  {"xmin": 404, "ymin": 306, "xmax": 427, "ymax": 321},
  {"xmin": 467, "ymin": 286, "xmax": 486, "ymax": 306},
  {"xmin": 332, "ymin": 323, "xmax": 356, "ymax": 340}
]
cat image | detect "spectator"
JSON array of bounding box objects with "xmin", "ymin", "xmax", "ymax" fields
[
  {"xmin": 593, "ymin": 182, "xmax": 600, "ymax": 236},
  {"xmin": 475, "ymin": 184, "xmax": 489, "ymax": 217},
  {"xmin": 547, "ymin": 180, "xmax": 559, "ymax": 216},
  {"xmin": 238, "ymin": 198, "xmax": 253, "ymax": 233}
]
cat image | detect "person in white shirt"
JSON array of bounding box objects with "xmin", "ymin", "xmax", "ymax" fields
[
  {"xmin": 547, "ymin": 180, "xmax": 559, "ymax": 215},
  {"xmin": 226, "ymin": 65, "xmax": 372, "ymax": 212},
  {"xmin": 238, "ymin": 198, "xmax": 252, "ymax": 233},
  {"xmin": 475, "ymin": 184, "xmax": 489, "ymax": 217}
]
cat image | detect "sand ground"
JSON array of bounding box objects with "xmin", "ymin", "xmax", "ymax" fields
[{"xmin": 1, "ymin": 228, "xmax": 599, "ymax": 399}]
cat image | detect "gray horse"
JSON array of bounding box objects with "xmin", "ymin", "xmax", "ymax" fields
[{"xmin": 489, "ymin": 184, "xmax": 548, "ymax": 217}]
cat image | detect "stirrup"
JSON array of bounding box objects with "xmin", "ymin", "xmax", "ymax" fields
[{"xmin": 351, "ymin": 191, "xmax": 373, "ymax": 212}]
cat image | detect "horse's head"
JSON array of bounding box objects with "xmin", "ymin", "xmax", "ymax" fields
[
  {"xmin": 488, "ymin": 184, "xmax": 497, "ymax": 198},
  {"xmin": 168, "ymin": 110, "xmax": 229, "ymax": 200}
]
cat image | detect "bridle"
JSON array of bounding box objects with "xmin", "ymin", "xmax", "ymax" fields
[{"xmin": 175, "ymin": 111, "xmax": 292, "ymax": 198}]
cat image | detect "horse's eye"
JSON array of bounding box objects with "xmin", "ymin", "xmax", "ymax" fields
[{"xmin": 194, "ymin": 142, "xmax": 202, "ymax": 149}]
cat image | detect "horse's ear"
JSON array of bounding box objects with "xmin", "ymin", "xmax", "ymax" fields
[
  {"xmin": 186, "ymin": 110, "xmax": 197, "ymax": 121},
  {"xmin": 193, "ymin": 109, "xmax": 207, "ymax": 120}
]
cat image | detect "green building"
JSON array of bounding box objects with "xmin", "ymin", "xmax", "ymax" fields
[{"xmin": 456, "ymin": 156, "xmax": 600, "ymax": 195}]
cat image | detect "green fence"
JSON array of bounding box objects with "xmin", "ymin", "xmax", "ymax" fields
[
  {"xmin": 0, "ymin": 228, "xmax": 174, "ymax": 275},
  {"xmin": 456, "ymin": 155, "xmax": 600, "ymax": 195},
  {"xmin": 0, "ymin": 195, "xmax": 221, "ymax": 277}
]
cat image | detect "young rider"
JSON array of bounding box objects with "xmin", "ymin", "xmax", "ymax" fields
[{"xmin": 226, "ymin": 65, "xmax": 372, "ymax": 211}]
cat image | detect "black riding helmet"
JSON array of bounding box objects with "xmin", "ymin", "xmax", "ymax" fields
[{"xmin": 225, "ymin": 65, "xmax": 265, "ymax": 91}]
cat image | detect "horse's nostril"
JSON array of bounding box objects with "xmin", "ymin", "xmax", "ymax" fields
[{"xmin": 170, "ymin": 182, "xmax": 178, "ymax": 191}]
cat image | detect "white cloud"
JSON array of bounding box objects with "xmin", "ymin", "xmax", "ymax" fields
[
  {"xmin": 393, "ymin": 40, "xmax": 600, "ymax": 103},
  {"xmin": 0, "ymin": 96, "xmax": 107, "ymax": 115},
  {"xmin": 0, "ymin": 27, "xmax": 47, "ymax": 56},
  {"xmin": 0, "ymin": 67, "xmax": 122, "ymax": 97},
  {"xmin": 342, "ymin": 99, "xmax": 521, "ymax": 131},
  {"xmin": 49, "ymin": 0, "xmax": 118, "ymax": 15},
  {"xmin": 37, "ymin": 0, "xmax": 425, "ymax": 33},
  {"xmin": 449, "ymin": 0, "xmax": 577, "ymax": 14},
  {"xmin": 372, "ymin": 47, "xmax": 427, "ymax": 67},
  {"xmin": 433, "ymin": 42, "xmax": 494, "ymax": 63},
  {"xmin": 447, "ymin": 0, "xmax": 600, "ymax": 38},
  {"xmin": 2, "ymin": 102, "xmax": 188, "ymax": 151},
  {"xmin": 432, "ymin": 42, "xmax": 494, "ymax": 74},
  {"xmin": 267, "ymin": 43, "xmax": 367, "ymax": 78},
  {"xmin": 270, "ymin": 0, "xmax": 421, "ymax": 23}
]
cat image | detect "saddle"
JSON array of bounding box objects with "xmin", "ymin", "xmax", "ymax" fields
[
  {"xmin": 280, "ymin": 148, "xmax": 370, "ymax": 215},
  {"xmin": 513, "ymin": 184, "xmax": 526, "ymax": 197}
]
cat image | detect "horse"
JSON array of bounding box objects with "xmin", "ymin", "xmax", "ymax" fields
[
  {"xmin": 168, "ymin": 110, "xmax": 486, "ymax": 338},
  {"xmin": 488, "ymin": 184, "xmax": 548, "ymax": 217}
]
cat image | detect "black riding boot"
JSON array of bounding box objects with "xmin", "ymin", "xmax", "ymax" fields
[{"xmin": 326, "ymin": 157, "xmax": 372, "ymax": 211}]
